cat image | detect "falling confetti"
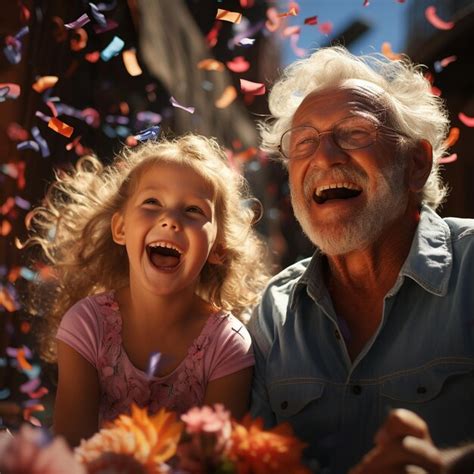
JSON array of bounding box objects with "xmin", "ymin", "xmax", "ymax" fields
[
  {"xmin": 215, "ymin": 85, "xmax": 238, "ymax": 108},
  {"xmin": 32, "ymin": 76, "xmax": 58, "ymax": 93},
  {"xmin": 170, "ymin": 96, "xmax": 195, "ymax": 114},
  {"xmin": 100, "ymin": 35, "xmax": 125, "ymax": 61},
  {"xmin": 197, "ymin": 58, "xmax": 225, "ymax": 71},
  {"xmin": 425, "ymin": 6, "xmax": 455, "ymax": 30},
  {"xmin": 226, "ymin": 56, "xmax": 250, "ymax": 73},
  {"xmin": 48, "ymin": 117, "xmax": 74, "ymax": 138},
  {"xmin": 122, "ymin": 48, "xmax": 143, "ymax": 76},
  {"xmin": 216, "ymin": 9, "xmax": 242, "ymax": 24},
  {"xmin": 240, "ymin": 79, "xmax": 266, "ymax": 95},
  {"xmin": 458, "ymin": 112, "xmax": 474, "ymax": 127},
  {"xmin": 64, "ymin": 13, "xmax": 90, "ymax": 29}
]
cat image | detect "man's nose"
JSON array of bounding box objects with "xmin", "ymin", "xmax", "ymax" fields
[{"xmin": 309, "ymin": 133, "xmax": 349, "ymax": 169}]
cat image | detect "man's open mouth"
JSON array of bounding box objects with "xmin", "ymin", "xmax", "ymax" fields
[
  {"xmin": 146, "ymin": 241, "xmax": 182, "ymax": 269},
  {"xmin": 313, "ymin": 182, "xmax": 362, "ymax": 204}
]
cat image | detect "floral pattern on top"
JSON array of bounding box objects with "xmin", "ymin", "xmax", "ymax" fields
[{"xmin": 94, "ymin": 291, "xmax": 228, "ymax": 426}]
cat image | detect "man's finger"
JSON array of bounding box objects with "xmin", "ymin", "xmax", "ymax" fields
[{"xmin": 375, "ymin": 409, "xmax": 432, "ymax": 445}]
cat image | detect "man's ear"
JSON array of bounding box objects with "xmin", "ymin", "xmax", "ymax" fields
[
  {"xmin": 111, "ymin": 211, "xmax": 126, "ymax": 245},
  {"xmin": 407, "ymin": 139, "xmax": 433, "ymax": 193},
  {"xmin": 208, "ymin": 243, "xmax": 226, "ymax": 265}
]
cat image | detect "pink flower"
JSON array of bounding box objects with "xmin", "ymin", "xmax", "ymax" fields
[
  {"xmin": 0, "ymin": 424, "xmax": 86, "ymax": 474},
  {"xmin": 181, "ymin": 404, "xmax": 231, "ymax": 435}
]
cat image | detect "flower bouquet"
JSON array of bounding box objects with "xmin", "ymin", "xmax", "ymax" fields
[{"xmin": 0, "ymin": 404, "xmax": 311, "ymax": 474}]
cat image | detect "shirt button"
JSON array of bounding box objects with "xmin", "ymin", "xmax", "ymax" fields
[
  {"xmin": 417, "ymin": 386, "xmax": 427, "ymax": 394},
  {"xmin": 352, "ymin": 385, "xmax": 362, "ymax": 395},
  {"xmin": 281, "ymin": 401, "xmax": 288, "ymax": 410},
  {"xmin": 334, "ymin": 329, "xmax": 341, "ymax": 340}
]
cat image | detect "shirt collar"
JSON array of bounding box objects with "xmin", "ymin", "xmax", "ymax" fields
[
  {"xmin": 397, "ymin": 205, "xmax": 453, "ymax": 296},
  {"xmin": 289, "ymin": 205, "xmax": 453, "ymax": 308}
]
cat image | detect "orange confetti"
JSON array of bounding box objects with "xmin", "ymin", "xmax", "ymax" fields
[
  {"xmin": 17, "ymin": 348, "xmax": 33, "ymax": 371},
  {"xmin": 277, "ymin": 7, "xmax": 297, "ymax": 17},
  {"xmin": 122, "ymin": 49, "xmax": 143, "ymax": 76},
  {"xmin": 70, "ymin": 28, "xmax": 88, "ymax": 51},
  {"xmin": 20, "ymin": 321, "xmax": 31, "ymax": 334},
  {"xmin": 240, "ymin": 79, "xmax": 265, "ymax": 95},
  {"xmin": 48, "ymin": 117, "xmax": 74, "ymax": 138},
  {"xmin": 216, "ymin": 9, "xmax": 242, "ymax": 24},
  {"xmin": 0, "ymin": 220, "xmax": 12, "ymax": 236},
  {"xmin": 215, "ymin": 85, "xmax": 237, "ymax": 109},
  {"xmin": 23, "ymin": 404, "xmax": 45, "ymax": 423},
  {"xmin": 458, "ymin": 112, "xmax": 474, "ymax": 127},
  {"xmin": 425, "ymin": 6, "xmax": 454, "ymax": 30},
  {"xmin": 85, "ymin": 51, "xmax": 100, "ymax": 63},
  {"xmin": 443, "ymin": 127, "xmax": 460, "ymax": 148},
  {"xmin": 381, "ymin": 42, "xmax": 403, "ymax": 61},
  {"xmin": 197, "ymin": 58, "xmax": 225, "ymax": 72},
  {"xmin": 32, "ymin": 76, "xmax": 58, "ymax": 93}
]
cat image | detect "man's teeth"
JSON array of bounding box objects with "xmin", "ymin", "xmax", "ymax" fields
[{"xmin": 315, "ymin": 182, "xmax": 361, "ymax": 197}]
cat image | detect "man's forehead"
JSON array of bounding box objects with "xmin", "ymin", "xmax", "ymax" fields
[{"xmin": 295, "ymin": 80, "xmax": 388, "ymax": 117}]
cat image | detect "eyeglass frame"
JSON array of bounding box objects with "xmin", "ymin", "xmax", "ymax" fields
[{"xmin": 278, "ymin": 115, "xmax": 409, "ymax": 161}]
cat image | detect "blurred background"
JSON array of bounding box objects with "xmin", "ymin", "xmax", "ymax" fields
[{"xmin": 1, "ymin": 0, "xmax": 473, "ymax": 430}]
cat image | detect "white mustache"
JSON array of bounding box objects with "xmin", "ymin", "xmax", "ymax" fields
[{"xmin": 303, "ymin": 167, "xmax": 368, "ymax": 201}]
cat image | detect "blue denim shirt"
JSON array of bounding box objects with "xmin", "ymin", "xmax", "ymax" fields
[{"xmin": 248, "ymin": 206, "xmax": 474, "ymax": 474}]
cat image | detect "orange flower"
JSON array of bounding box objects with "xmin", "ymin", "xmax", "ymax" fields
[
  {"xmin": 228, "ymin": 415, "xmax": 311, "ymax": 474},
  {"xmin": 75, "ymin": 404, "xmax": 183, "ymax": 473}
]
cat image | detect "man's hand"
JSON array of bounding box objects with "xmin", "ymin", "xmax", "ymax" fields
[{"xmin": 349, "ymin": 409, "xmax": 445, "ymax": 474}]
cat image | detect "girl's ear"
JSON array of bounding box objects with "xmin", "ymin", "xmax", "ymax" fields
[
  {"xmin": 408, "ymin": 139, "xmax": 433, "ymax": 193},
  {"xmin": 111, "ymin": 211, "xmax": 126, "ymax": 245},
  {"xmin": 208, "ymin": 243, "xmax": 226, "ymax": 265}
]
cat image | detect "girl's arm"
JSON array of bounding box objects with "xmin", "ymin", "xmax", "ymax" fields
[
  {"xmin": 203, "ymin": 367, "xmax": 253, "ymax": 420},
  {"xmin": 53, "ymin": 340, "xmax": 100, "ymax": 447}
]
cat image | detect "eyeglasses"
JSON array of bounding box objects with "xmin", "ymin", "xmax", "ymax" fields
[{"xmin": 279, "ymin": 116, "xmax": 391, "ymax": 160}]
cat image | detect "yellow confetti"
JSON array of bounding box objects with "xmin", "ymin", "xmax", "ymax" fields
[
  {"xmin": 197, "ymin": 58, "xmax": 225, "ymax": 72},
  {"xmin": 122, "ymin": 49, "xmax": 143, "ymax": 76},
  {"xmin": 216, "ymin": 9, "xmax": 242, "ymax": 24},
  {"xmin": 215, "ymin": 86, "xmax": 237, "ymax": 109},
  {"xmin": 32, "ymin": 76, "xmax": 58, "ymax": 93}
]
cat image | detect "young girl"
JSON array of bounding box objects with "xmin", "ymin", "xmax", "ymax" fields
[{"xmin": 25, "ymin": 134, "xmax": 269, "ymax": 447}]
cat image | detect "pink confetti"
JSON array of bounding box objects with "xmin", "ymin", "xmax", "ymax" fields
[
  {"xmin": 363, "ymin": 0, "xmax": 370, "ymax": 5},
  {"xmin": 425, "ymin": 6, "xmax": 454, "ymax": 30},
  {"xmin": 440, "ymin": 55, "xmax": 457, "ymax": 68},
  {"xmin": 319, "ymin": 21, "xmax": 333, "ymax": 35},
  {"xmin": 226, "ymin": 56, "xmax": 250, "ymax": 73},
  {"xmin": 283, "ymin": 26, "xmax": 301, "ymax": 37},
  {"xmin": 20, "ymin": 377, "xmax": 40, "ymax": 393},
  {"xmin": 29, "ymin": 386, "xmax": 49, "ymax": 399},
  {"xmin": 240, "ymin": 79, "xmax": 266, "ymax": 95},
  {"xmin": 458, "ymin": 112, "xmax": 474, "ymax": 127},
  {"xmin": 170, "ymin": 96, "xmax": 195, "ymax": 114},
  {"xmin": 64, "ymin": 13, "xmax": 90, "ymax": 29},
  {"xmin": 0, "ymin": 83, "xmax": 20, "ymax": 99},
  {"xmin": 439, "ymin": 153, "xmax": 457, "ymax": 164},
  {"xmin": 290, "ymin": 34, "xmax": 306, "ymax": 58}
]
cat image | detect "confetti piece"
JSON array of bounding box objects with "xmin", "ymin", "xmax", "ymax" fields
[
  {"xmin": 318, "ymin": 21, "xmax": 333, "ymax": 35},
  {"xmin": 425, "ymin": 6, "xmax": 454, "ymax": 30},
  {"xmin": 17, "ymin": 140, "xmax": 40, "ymax": 153},
  {"xmin": 197, "ymin": 58, "xmax": 225, "ymax": 71},
  {"xmin": 0, "ymin": 83, "xmax": 21, "ymax": 100},
  {"xmin": 304, "ymin": 16, "xmax": 318, "ymax": 25},
  {"xmin": 147, "ymin": 352, "xmax": 161, "ymax": 377},
  {"xmin": 170, "ymin": 96, "xmax": 195, "ymax": 114},
  {"xmin": 283, "ymin": 25, "xmax": 301, "ymax": 37},
  {"xmin": 238, "ymin": 38, "xmax": 255, "ymax": 46},
  {"xmin": 216, "ymin": 9, "xmax": 242, "ymax": 24},
  {"xmin": 100, "ymin": 35, "xmax": 125, "ymax": 61},
  {"xmin": 215, "ymin": 85, "xmax": 238, "ymax": 108},
  {"xmin": 277, "ymin": 7, "xmax": 298, "ymax": 18},
  {"xmin": 7, "ymin": 123, "xmax": 28, "ymax": 141},
  {"xmin": 64, "ymin": 13, "xmax": 90, "ymax": 29},
  {"xmin": 31, "ymin": 127, "xmax": 50, "ymax": 158},
  {"xmin": 458, "ymin": 112, "xmax": 474, "ymax": 127},
  {"xmin": 89, "ymin": 2, "xmax": 107, "ymax": 27},
  {"xmin": 14, "ymin": 196, "xmax": 30, "ymax": 210},
  {"xmin": 381, "ymin": 42, "xmax": 403, "ymax": 60},
  {"xmin": 206, "ymin": 21, "xmax": 222, "ymax": 48},
  {"xmin": 0, "ymin": 221, "xmax": 12, "ymax": 237},
  {"xmin": 240, "ymin": 78, "xmax": 266, "ymax": 95},
  {"xmin": 93, "ymin": 18, "xmax": 118, "ymax": 34},
  {"xmin": 133, "ymin": 125, "xmax": 161, "ymax": 142},
  {"xmin": 439, "ymin": 153, "xmax": 457, "ymax": 164},
  {"xmin": 136, "ymin": 111, "xmax": 162, "ymax": 124},
  {"xmin": 29, "ymin": 387, "xmax": 49, "ymax": 399},
  {"xmin": 0, "ymin": 388, "xmax": 11, "ymax": 400},
  {"xmin": 122, "ymin": 48, "xmax": 143, "ymax": 76},
  {"xmin": 85, "ymin": 51, "xmax": 100, "ymax": 62},
  {"xmin": 20, "ymin": 377, "xmax": 40, "ymax": 394},
  {"xmin": 70, "ymin": 28, "xmax": 88, "ymax": 52},
  {"xmin": 226, "ymin": 56, "xmax": 250, "ymax": 73},
  {"xmin": 443, "ymin": 127, "xmax": 460, "ymax": 148},
  {"xmin": 48, "ymin": 117, "xmax": 74, "ymax": 138},
  {"xmin": 81, "ymin": 107, "xmax": 100, "ymax": 127},
  {"xmin": 17, "ymin": 348, "xmax": 33, "ymax": 371},
  {"xmin": 35, "ymin": 111, "xmax": 52, "ymax": 123},
  {"xmin": 3, "ymin": 26, "xmax": 28, "ymax": 64},
  {"xmin": 363, "ymin": 0, "xmax": 370, "ymax": 6},
  {"xmin": 434, "ymin": 55, "xmax": 457, "ymax": 72},
  {"xmin": 32, "ymin": 76, "xmax": 58, "ymax": 93},
  {"xmin": 46, "ymin": 100, "xmax": 58, "ymax": 117},
  {"xmin": 290, "ymin": 34, "xmax": 306, "ymax": 58}
]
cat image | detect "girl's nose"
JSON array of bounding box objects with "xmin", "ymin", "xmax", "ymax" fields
[{"xmin": 159, "ymin": 211, "xmax": 180, "ymax": 230}]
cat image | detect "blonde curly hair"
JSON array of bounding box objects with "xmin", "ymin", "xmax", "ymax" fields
[{"xmin": 24, "ymin": 134, "xmax": 270, "ymax": 362}]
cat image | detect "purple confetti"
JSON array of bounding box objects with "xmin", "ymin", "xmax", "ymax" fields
[
  {"xmin": 14, "ymin": 196, "xmax": 31, "ymax": 210},
  {"xmin": 31, "ymin": 126, "xmax": 50, "ymax": 158},
  {"xmin": 93, "ymin": 18, "xmax": 119, "ymax": 34},
  {"xmin": 136, "ymin": 111, "xmax": 162, "ymax": 124},
  {"xmin": 20, "ymin": 377, "xmax": 41, "ymax": 394},
  {"xmin": 146, "ymin": 352, "xmax": 162, "ymax": 378},
  {"xmin": 133, "ymin": 125, "xmax": 160, "ymax": 142},
  {"xmin": 64, "ymin": 13, "xmax": 90, "ymax": 29},
  {"xmin": 17, "ymin": 140, "xmax": 40, "ymax": 153},
  {"xmin": 35, "ymin": 111, "xmax": 52, "ymax": 122},
  {"xmin": 170, "ymin": 96, "xmax": 195, "ymax": 114}
]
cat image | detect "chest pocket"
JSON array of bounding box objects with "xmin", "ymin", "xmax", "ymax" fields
[
  {"xmin": 379, "ymin": 361, "xmax": 474, "ymax": 445},
  {"xmin": 269, "ymin": 381, "xmax": 325, "ymax": 419}
]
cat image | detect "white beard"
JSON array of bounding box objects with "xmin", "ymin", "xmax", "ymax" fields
[{"xmin": 291, "ymin": 160, "xmax": 408, "ymax": 256}]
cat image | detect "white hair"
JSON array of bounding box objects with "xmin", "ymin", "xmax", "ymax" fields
[{"xmin": 259, "ymin": 46, "xmax": 450, "ymax": 210}]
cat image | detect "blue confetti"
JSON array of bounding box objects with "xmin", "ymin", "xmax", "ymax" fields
[
  {"xmin": 0, "ymin": 388, "xmax": 11, "ymax": 400},
  {"xmin": 17, "ymin": 140, "xmax": 40, "ymax": 153},
  {"xmin": 100, "ymin": 36, "xmax": 125, "ymax": 62},
  {"xmin": 20, "ymin": 267, "xmax": 37, "ymax": 281},
  {"xmin": 133, "ymin": 125, "xmax": 160, "ymax": 142},
  {"xmin": 147, "ymin": 352, "xmax": 161, "ymax": 378},
  {"xmin": 89, "ymin": 2, "xmax": 107, "ymax": 27},
  {"xmin": 31, "ymin": 126, "xmax": 50, "ymax": 158}
]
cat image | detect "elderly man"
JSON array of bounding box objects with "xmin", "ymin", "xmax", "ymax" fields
[{"xmin": 249, "ymin": 46, "xmax": 474, "ymax": 474}]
